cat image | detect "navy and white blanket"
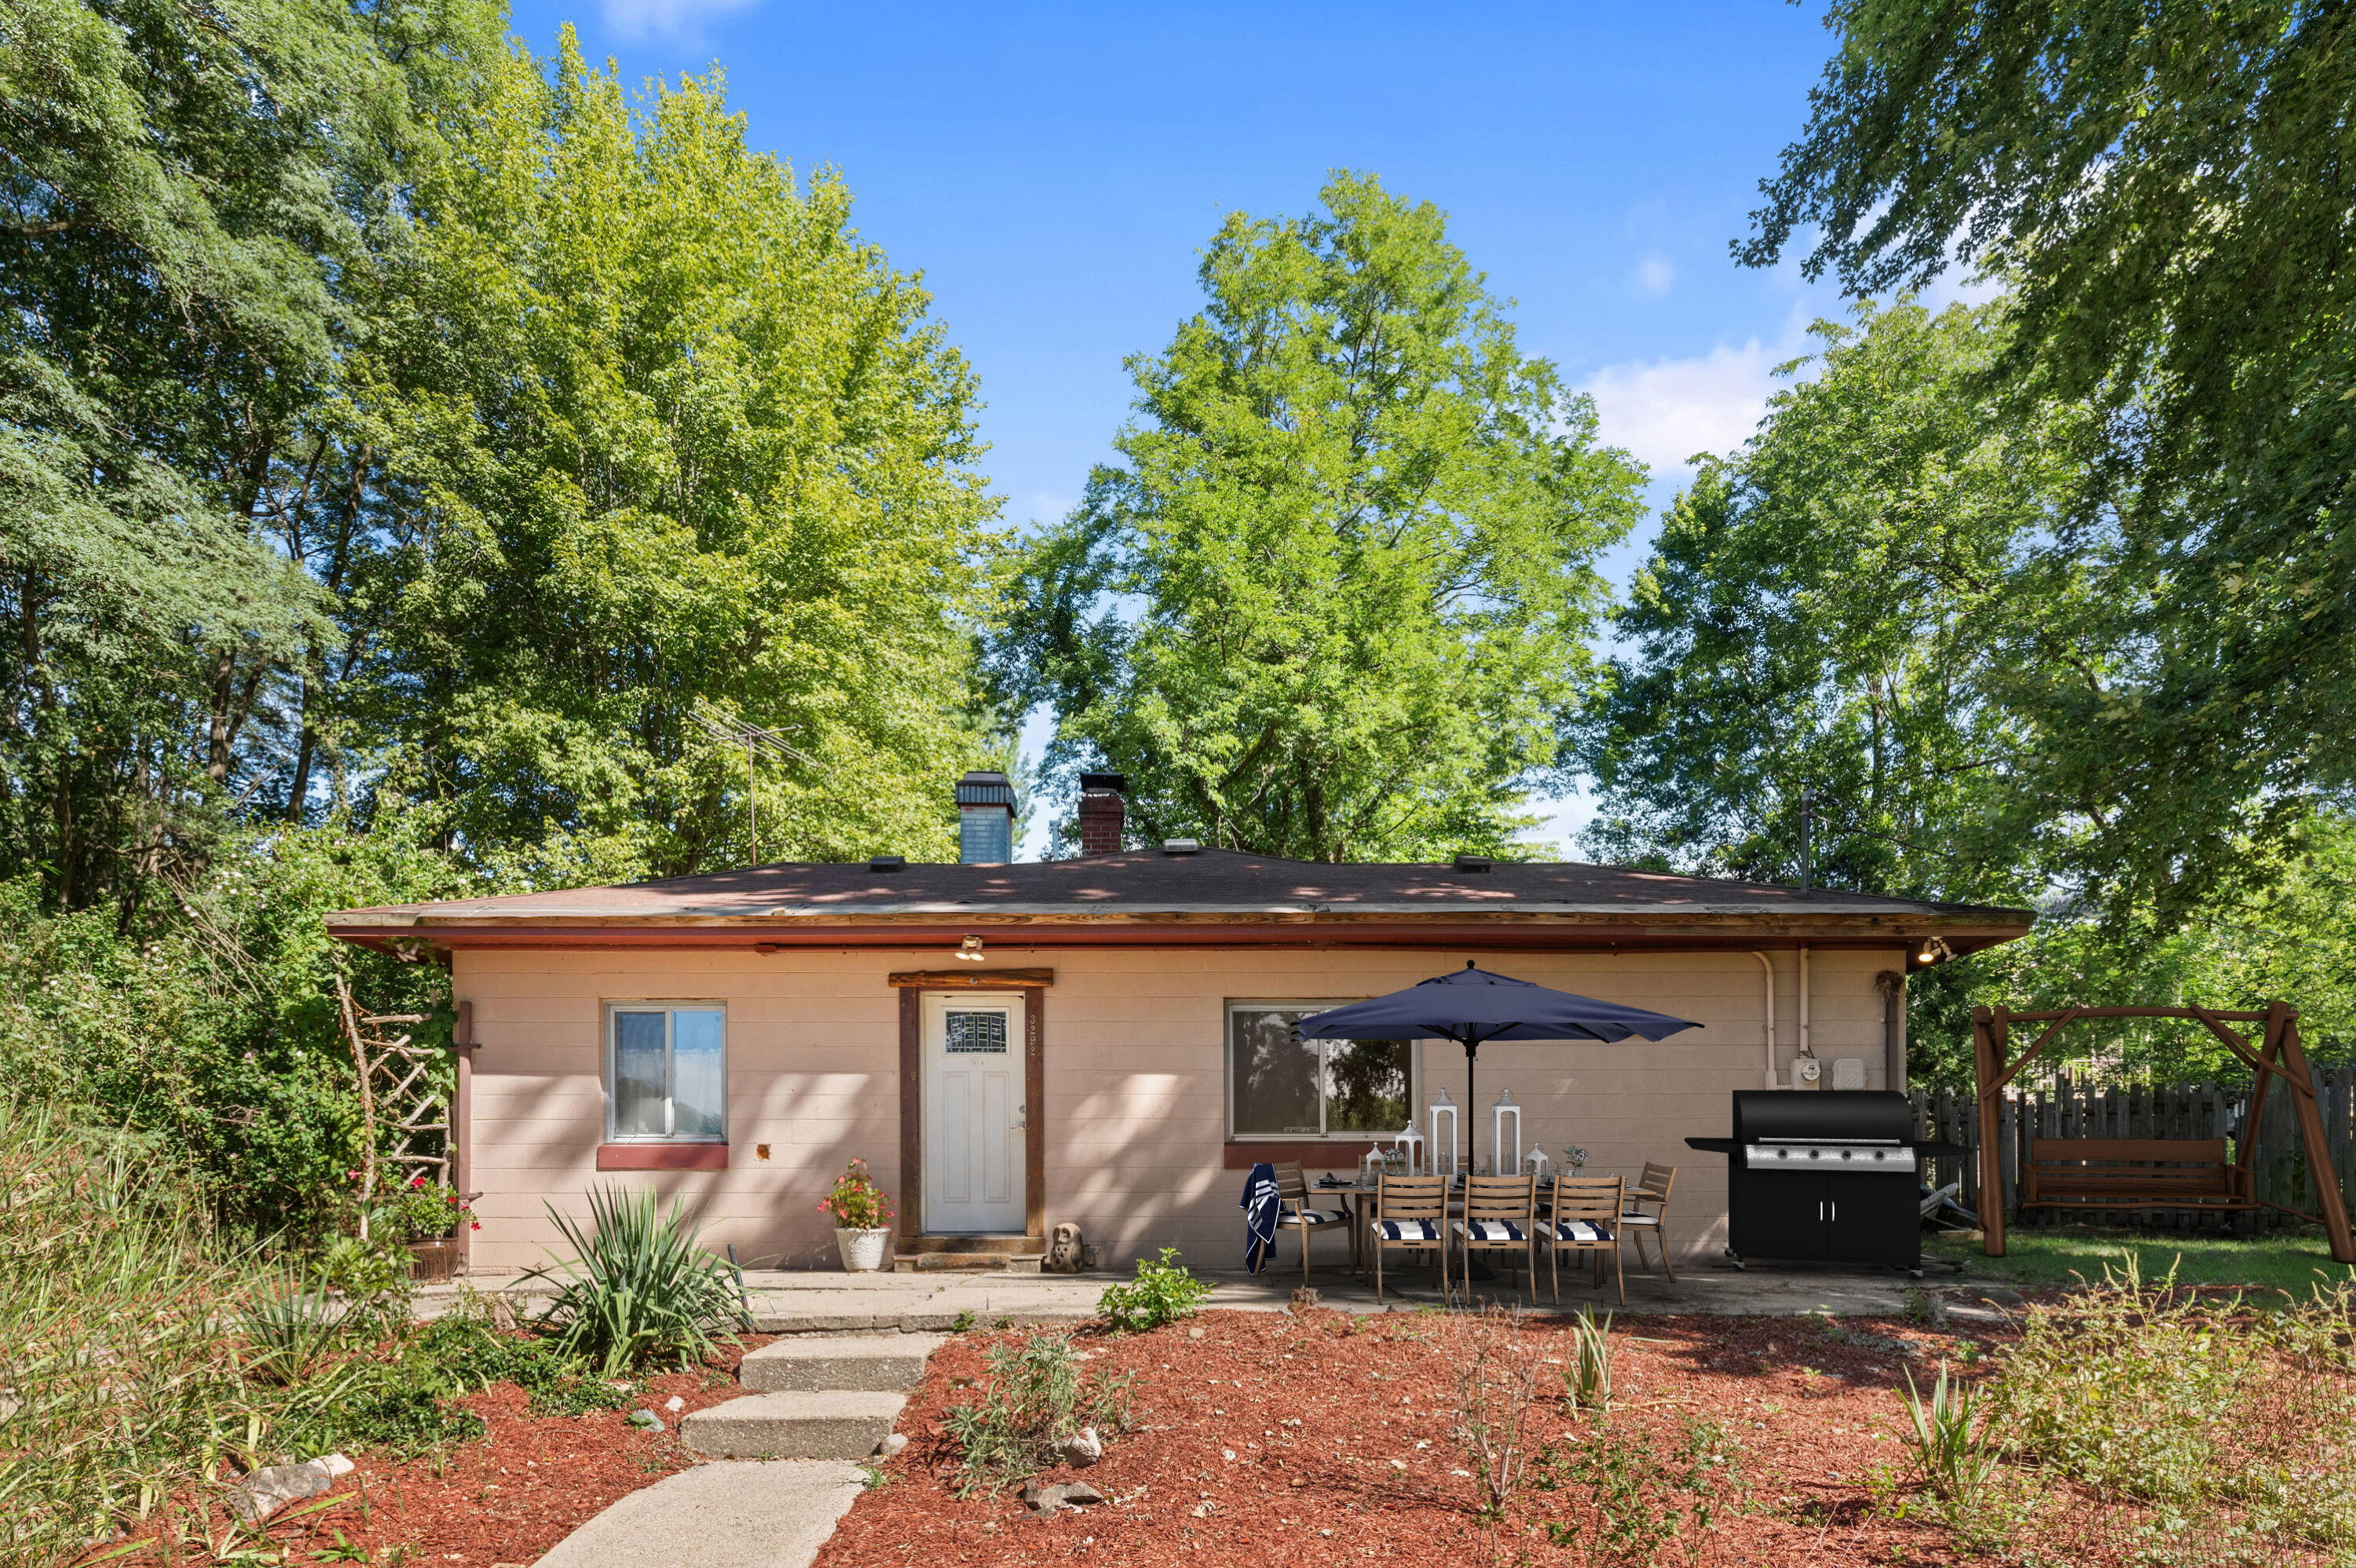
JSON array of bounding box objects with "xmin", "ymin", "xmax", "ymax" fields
[{"xmin": 1241, "ymin": 1161, "xmax": 1279, "ymax": 1274}]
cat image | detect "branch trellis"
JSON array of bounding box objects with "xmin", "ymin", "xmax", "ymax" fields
[{"xmin": 338, "ymin": 975, "xmax": 448, "ymax": 1240}]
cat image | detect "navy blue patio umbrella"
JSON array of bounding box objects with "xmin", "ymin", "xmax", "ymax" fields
[{"xmin": 1295, "ymin": 963, "xmax": 1703, "ymax": 1172}]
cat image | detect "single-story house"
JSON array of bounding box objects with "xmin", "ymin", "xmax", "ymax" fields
[{"xmin": 326, "ymin": 774, "xmax": 2033, "ymax": 1274}]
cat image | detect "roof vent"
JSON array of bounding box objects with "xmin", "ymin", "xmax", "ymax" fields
[
  {"xmin": 1161, "ymin": 838, "xmax": 1202, "ymax": 856},
  {"xmin": 1454, "ymin": 853, "xmax": 1493, "ymax": 872},
  {"xmin": 869, "ymin": 854, "xmax": 905, "ymax": 872}
]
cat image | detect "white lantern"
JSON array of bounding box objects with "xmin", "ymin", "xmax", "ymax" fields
[
  {"xmin": 1491, "ymin": 1088, "xmax": 1522, "ymax": 1175},
  {"xmin": 1428, "ymin": 1089, "xmax": 1458, "ymax": 1178},
  {"xmin": 1526, "ymin": 1146, "xmax": 1550, "ymax": 1182},
  {"xmin": 1390, "ymin": 1123, "xmax": 1425, "ymax": 1177}
]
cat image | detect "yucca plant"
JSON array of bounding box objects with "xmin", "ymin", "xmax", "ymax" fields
[
  {"xmin": 1565, "ymin": 1305, "xmax": 1614, "ymax": 1416},
  {"xmin": 524, "ymin": 1186, "xmax": 749, "ymax": 1375},
  {"xmin": 1901, "ymin": 1361, "xmax": 2001, "ymax": 1502}
]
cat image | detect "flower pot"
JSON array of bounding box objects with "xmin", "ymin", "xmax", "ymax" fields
[
  {"xmin": 834, "ymin": 1226, "xmax": 892, "ymax": 1272},
  {"xmin": 408, "ymin": 1238, "xmax": 461, "ymax": 1282}
]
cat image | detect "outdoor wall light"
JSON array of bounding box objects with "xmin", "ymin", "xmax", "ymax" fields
[
  {"xmin": 954, "ymin": 934, "xmax": 986, "ymax": 963},
  {"xmin": 1915, "ymin": 937, "xmax": 1954, "ymax": 965}
]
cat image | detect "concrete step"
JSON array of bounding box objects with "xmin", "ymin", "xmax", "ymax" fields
[
  {"xmin": 681, "ymin": 1391, "xmax": 908, "ymax": 1460},
  {"xmin": 739, "ymin": 1334, "xmax": 943, "ymax": 1393},
  {"xmin": 892, "ymin": 1250, "xmax": 1045, "ymax": 1273}
]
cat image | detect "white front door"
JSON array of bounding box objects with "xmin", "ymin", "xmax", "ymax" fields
[{"xmin": 922, "ymin": 991, "xmax": 1027, "ymax": 1234}]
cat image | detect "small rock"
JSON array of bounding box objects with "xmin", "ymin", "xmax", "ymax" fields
[
  {"xmin": 317, "ymin": 1453, "xmax": 356, "ymax": 1479},
  {"xmin": 1020, "ymin": 1480, "xmax": 1066, "ymax": 1513},
  {"xmin": 226, "ymin": 1460, "xmax": 337, "ymax": 1524},
  {"xmin": 1221, "ymin": 1448, "xmax": 1237, "ymax": 1462},
  {"xmin": 875, "ymin": 1432, "xmax": 909, "ymax": 1458},
  {"xmin": 1053, "ymin": 1427, "xmax": 1103, "ymax": 1468},
  {"xmin": 1187, "ymin": 1326, "xmax": 1205, "ymax": 1340},
  {"xmin": 627, "ymin": 1409, "xmax": 664, "ymax": 1431},
  {"xmin": 664, "ymin": 1396, "xmax": 686, "ymax": 1413},
  {"xmin": 1059, "ymin": 1482, "xmax": 1105, "ymax": 1507}
]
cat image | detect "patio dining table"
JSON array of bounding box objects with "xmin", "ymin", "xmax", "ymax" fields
[{"xmin": 1314, "ymin": 1170, "xmax": 1579, "ymax": 1276}]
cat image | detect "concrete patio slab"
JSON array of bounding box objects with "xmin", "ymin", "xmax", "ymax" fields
[
  {"xmin": 422, "ymin": 1259, "xmax": 1934, "ymax": 1329},
  {"xmin": 530, "ymin": 1460, "xmax": 862, "ymax": 1568}
]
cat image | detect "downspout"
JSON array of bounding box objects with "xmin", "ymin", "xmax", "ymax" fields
[
  {"xmin": 1748, "ymin": 952, "xmax": 1776, "ymax": 1088},
  {"xmin": 453, "ymin": 998, "xmax": 477, "ymax": 1273},
  {"xmin": 1796, "ymin": 945, "xmax": 1820, "ymax": 1088}
]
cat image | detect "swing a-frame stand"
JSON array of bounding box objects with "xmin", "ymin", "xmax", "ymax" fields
[{"xmin": 1970, "ymin": 1000, "xmax": 2356, "ymax": 1264}]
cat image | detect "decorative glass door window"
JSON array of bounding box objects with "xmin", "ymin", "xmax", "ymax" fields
[
  {"xmin": 606, "ymin": 1004, "xmax": 726, "ymax": 1142},
  {"xmin": 1227, "ymin": 1003, "xmax": 1411, "ymax": 1138},
  {"xmin": 944, "ymin": 1011, "xmax": 1009, "ymax": 1053}
]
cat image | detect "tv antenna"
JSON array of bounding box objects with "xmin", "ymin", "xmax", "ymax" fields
[{"xmin": 688, "ymin": 700, "xmax": 815, "ymax": 865}]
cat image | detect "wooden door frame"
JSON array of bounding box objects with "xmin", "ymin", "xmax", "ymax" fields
[{"xmin": 894, "ymin": 970, "xmax": 1051, "ymax": 1242}]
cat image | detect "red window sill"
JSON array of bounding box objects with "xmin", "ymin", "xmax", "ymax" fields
[
  {"xmin": 1223, "ymin": 1140, "xmax": 1376, "ymax": 1171},
  {"xmin": 597, "ymin": 1142, "xmax": 729, "ymax": 1171}
]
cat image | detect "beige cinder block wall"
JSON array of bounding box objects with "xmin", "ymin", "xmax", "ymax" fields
[{"xmin": 457, "ymin": 945, "xmax": 1909, "ymax": 1274}]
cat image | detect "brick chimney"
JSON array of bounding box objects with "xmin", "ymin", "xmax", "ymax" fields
[
  {"xmin": 956, "ymin": 770, "xmax": 1016, "ymax": 864},
  {"xmin": 1077, "ymin": 773, "xmax": 1126, "ymax": 856}
]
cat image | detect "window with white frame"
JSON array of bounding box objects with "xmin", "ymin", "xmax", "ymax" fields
[
  {"xmin": 1226, "ymin": 1002, "xmax": 1412, "ymax": 1139},
  {"xmin": 605, "ymin": 1003, "xmax": 726, "ymax": 1142}
]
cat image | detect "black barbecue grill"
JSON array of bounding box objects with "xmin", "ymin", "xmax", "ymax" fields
[{"xmin": 1687, "ymin": 1091, "xmax": 1964, "ymax": 1272}]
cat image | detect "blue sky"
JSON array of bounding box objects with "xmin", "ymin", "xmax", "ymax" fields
[{"xmin": 501, "ymin": 0, "xmax": 1868, "ymax": 854}]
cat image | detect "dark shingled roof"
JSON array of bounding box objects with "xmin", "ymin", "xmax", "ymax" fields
[{"xmin": 328, "ymin": 847, "xmax": 2029, "ymax": 925}]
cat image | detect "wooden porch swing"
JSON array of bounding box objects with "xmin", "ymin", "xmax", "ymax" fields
[{"xmin": 1970, "ymin": 1001, "xmax": 2356, "ymax": 1263}]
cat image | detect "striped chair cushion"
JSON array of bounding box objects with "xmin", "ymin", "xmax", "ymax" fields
[
  {"xmin": 1551, "ymin": 1219, "xmax": 1615, "ymax": 1243},
  {"xmin": 1455, "ymin": 1219, "xmax": 1527, "ymax": 1242},
  {"xmin": 1617, "ymin": 1210, "xmax": 1662, "ymax": 1226},
  {"xmin": 1375, "ymin": 1218, "xmax": 1443, "ymax": 1242},
  {"xmin": 1277, "ymin": 1208, "xmax": 1349, "ymax": 1226}
]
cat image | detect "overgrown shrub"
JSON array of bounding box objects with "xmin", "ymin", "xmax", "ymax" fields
[
  {"xmin": 0, "ymin": 1103, "xmax": 646, "ymax": 1566},
  {"xmin": 942, "ymin": 1332, "xmax": 1135, "ymax": 1497},
  {"xmin": 1964, "ymin": 1262, "xmax": 2356, "ymax": 1555},
  {"xmin": 1096, "ymin": 1247, "xmax": 1212, "ymax": 1333},
  {"xmin": 525, "ymin": 1186, "xmax": 750, "ymax": 1375}
]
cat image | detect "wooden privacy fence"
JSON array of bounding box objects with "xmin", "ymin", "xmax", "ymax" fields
[{"xmin": 1912, "ymin": 1069, "xmax": 2356, "ymax": 1233}]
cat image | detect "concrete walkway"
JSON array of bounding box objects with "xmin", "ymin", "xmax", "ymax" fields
[
  {"xmin": 530, "ymin": 1460, "xmax": 863, "ymax": 1568},
  {"xmin": 421, "ymin": 1256, "xmax": 1941, "ymax": 1331}
]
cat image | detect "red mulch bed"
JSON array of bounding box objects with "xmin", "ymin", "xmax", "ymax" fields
[
  {"xmin": 813, "ymin": 1308, "xmax": 2002, "ymax": 1567},
  {"xmin": 147, "ymin": 1340, "xmax": 774, "ymax": 1566}
]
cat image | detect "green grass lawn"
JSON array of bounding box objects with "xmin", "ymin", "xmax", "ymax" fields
[{"xmin": 1927, "ymin": 1223, "xmax": 2356, "ymax": 1295}]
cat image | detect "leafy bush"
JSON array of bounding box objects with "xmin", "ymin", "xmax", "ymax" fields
[
  {"xmin": 525, "ymin": 1186, "xmax": 750, "ymax": 1375},
  {"xmin": 941, "ymin": 1332, "xmax": 1134, "ymax": 1497},
  {"xmin": 1535, "ymin": 1419, "xmax": 1746, "ymax": 1567},
  {"xmin": 1096, "ymin": 1248, "xmax": 1212, "ymax": 1333},
  {"xmin": 818, "ymin": 1158, "xmax": 893, "ymax": 1230}
]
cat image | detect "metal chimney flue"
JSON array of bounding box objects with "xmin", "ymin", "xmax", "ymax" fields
[{"xmin": 957, "ymin": 770, "xmax": 1016, "ymax": 864}]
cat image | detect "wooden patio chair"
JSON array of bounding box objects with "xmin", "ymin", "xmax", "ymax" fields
[
  {"xmin": 1369, "ymin": 1173, "xmax": 1448, "ymax": 1303},
  {"xmin": 1543, "ymin": 1174, "xmax": 1626, "ymax": 1307},
  {"xmin": 1617, "ymin": 1162, "xmax": 1678, "ymax": 1281},
  {"xmin": 1271, "ymin": 1160, "xmax": 1352, "ymax": 1285},
  {"xmin": 1454, "ymin": 1173, "xmax": 1538, "ymax": 1305}
]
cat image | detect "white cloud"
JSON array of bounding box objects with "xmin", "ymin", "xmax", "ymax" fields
[
  {"xmin": 1580, "ymin": 339, "xmax": 1781, "ymax": 475},
  {"xmin": 601, "ymin": 0, "xmax": 753, "ymax": 41},
  {"xmin": 1633, "ymin": 254, "xmax": 1675, "ymax": 298}
]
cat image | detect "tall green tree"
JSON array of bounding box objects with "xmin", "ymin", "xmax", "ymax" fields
[
  {"xmin": 1744, "ymin": 0, "xmax": 2356, "ymax": 908},
  {"xmin": 1579, "ymin": 296, "xmax": 2356, "ymax": 1085},
  {"xmin": 337, "ymin": 35, "xmax": 1001, "ymax": 875},
  {"xmin": 990, "ymin": 173, "xmax": 1645, "ymax": 861},
  {"xmin": 0, "ymin": 0, "xmax": 499, "ymax": 914}
]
